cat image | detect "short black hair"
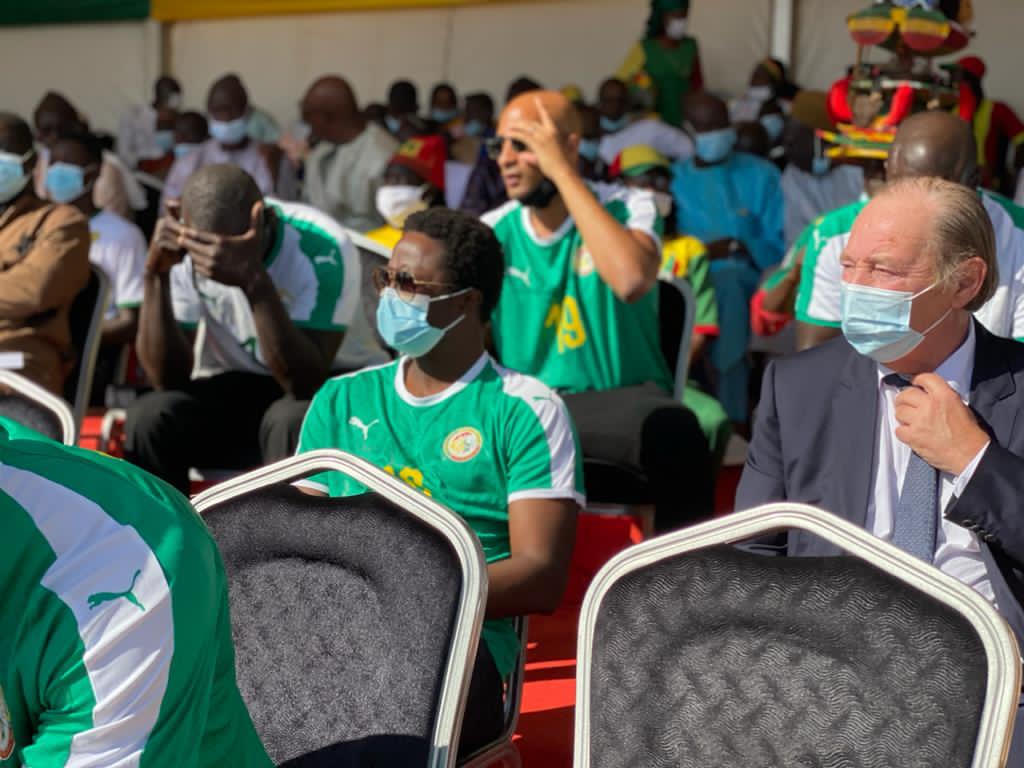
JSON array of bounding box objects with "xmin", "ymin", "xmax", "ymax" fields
[
  {"xmin": 431, "ymin": 82, "xmax": 457, "ymax": 102},
  {"xmin": 404, "ymin": 208, "xmax": 505, "ymax": 321},
  {"xmin": 388, "ymin": 80, "xmax": 419, "ymax": 112},
  {"xmin": 181, "ymin": 163, "xmax": 262, "ymax": 235},
  {"xmin": 0, "ymin": 112, "xmax": 34, "ymax": 154},
  {"xmin": 506, "ymin": 76, "xmax": 542, "ymax": 103},
  {"xmin": 53, "ymin": 129, "xmax": 104, "ymax": 166}
]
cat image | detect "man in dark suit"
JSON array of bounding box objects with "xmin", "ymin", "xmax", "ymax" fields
[{"xmin": 738, "ymin": 175, "xmax": 1024, "ymax": 764}]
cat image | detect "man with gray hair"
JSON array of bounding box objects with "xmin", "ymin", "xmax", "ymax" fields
[{"xmin": 738, "ymin": 176, "xmax": 1024, "ymax": 764}]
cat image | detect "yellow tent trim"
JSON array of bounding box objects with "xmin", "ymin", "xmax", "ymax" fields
[{"xmin": 152, "ymin": 0, "xmax": 508, "ymax": 21}]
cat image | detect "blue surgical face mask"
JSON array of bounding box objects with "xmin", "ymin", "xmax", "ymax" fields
[
  {"xmin": 45, "ymin": 162, "xmax": 94, "ymax": 204},
  {"xmin": 578, "ymin": 138, "xmax": 601, "ymax": 163},
  {"xmin": 385, "ymin": 115, "xmax": 402, "ymax": 135},
  {"xmin": 811, "ymin": 156, "xmax": 832, "ymax": 176},
  {"xmin": 174, "ymin": 142, "xmax": 200, "ymax": 159},
  {"xmin": 154, "ymin": 129, "xmax": 175, "ymax": 154},
  {"xmin": 208, "ymin": 116, "xmax": 249, "ymax": 145},
  {"xmin": 600, "ymin": 115, "xmax": 629, "ymax": 134},
  {"xmin": 0, "ymin": 149, "xmax": 33, "ymax": 203},
  {"xmin": 694, "ymin": 127, "xmax": 737, "ymax": 164},
  {"xmin": 463, "ymin": 119, "xmax": 487, "ymax": 138},
  {"xmin": 760, "ymin": 113, "xmax": 785, "ymax": 142},
  {"xmin": 431, "ymin": 108, "xmax": 459, "ymax": 125},
  {"xmin": 840, "ymin": 281, "xmax": 951, "ymax": 364},
  {"xmin": 377, "ymin": 286, "xmax": 470, "ymax": 358}
]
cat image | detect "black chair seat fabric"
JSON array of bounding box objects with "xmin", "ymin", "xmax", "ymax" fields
[
  {"xmin": 64, "ymin": 267, "xmax": 102, "ymax": 407},
  {"xmin": 204, "ymin": 485, "xmax": 463, "ymax": 767},
  {"xmin": 0, "ymin": 394, "xmax": 64, "ymax": 442},
  {"xmin": 588, "ymin": 545, "xmax": 987, "ymax": 768}
]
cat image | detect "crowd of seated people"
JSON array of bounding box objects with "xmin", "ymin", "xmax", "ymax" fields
[{"xmin": 8, "ymin": 0, "xmax": 1024, "ymax": 761}]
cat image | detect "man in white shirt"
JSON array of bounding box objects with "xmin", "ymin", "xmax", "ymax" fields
[
  {"xmin": 738, "ymin": 177, "xmax": 1024, "ymax": 766},
  {"xmin": 117, "ymin": 76, "xmax": 181, "ymax": 169},
  {"xmin": 44, "ymin": 131, "xmax": 147, "ymax": 400},
  {"xmin": 162, "ymin": 75, "xmax": 296, "ymax": 208},
  {"xmin": 595, "ymin": 77, "xmax": 693, "ymax": 166},
  {"xmin": 300, "ymin": 75, "xmax": 399, "ymax": 232},
  {"xmin": 126, "ymin": 164, "xmax": 359, "ymax": 491}
]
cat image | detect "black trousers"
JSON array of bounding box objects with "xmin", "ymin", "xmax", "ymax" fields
[
  {"xmin": 563, "ymin": 382, "xmax": 714, "ymax": 532},
  {"xmin": 124, "ymin": 372, "xmax": 300, "ymax": 492},
  {"xmin": 457, "ymin": 641, "xmax": 506, "ymax": 759}
]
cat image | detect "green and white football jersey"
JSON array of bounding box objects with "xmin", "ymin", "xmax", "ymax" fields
[
  {"xmin": 482, "ymin": 183, "xmax": 671, "ymax": 394},
  {"xmin": 171, "ymin": 197, "xmax": 361, "ymax": 379},
  {"xmin": 796, "ymin": 191, "xmax": 1024, "ymax": 341},
  {"xmin": 0, "ymin": 417, "xmax": 271, "ymax": 768},
  {"xmin": 296, "ymin": 354, "xmax": 585, "ymax": 677}
]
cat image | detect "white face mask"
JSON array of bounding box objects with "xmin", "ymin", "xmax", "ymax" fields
[
  {"xmin": 665, "ymin": 17, "xmax": 689, "ymax": 40},
  {"xmin": 747, "ymin": 85, "xmax": 774, "ymax": 102},
  {"xmin": 653, "ymin": 191, "xmax": 674, "ymax": 219},
  {"xmin": 376, "ymin": 184, "xmax": 428, "ymax": 229}
]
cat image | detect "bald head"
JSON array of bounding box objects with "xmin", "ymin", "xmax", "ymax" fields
[
  {"xmin": 888, "ymin": 111, "xmax": 978, "ymax": 187},
  {"xmin": 181, "ymin": 164, "xmax": 263, "ymax": 236},
  {"xmin": 684, "ymin": 92, "xmax": 730, "ymax": 133},
  {"xmin": 207, "ymin": 75, "xmax": 248, "ymax": 121},
  {"xmin": 500, "ymin": 90, "xmax": 581, "ymax": 137},
  {"xmin": 302, "ymin": 75, "xmax": 363, "ymax": 144}
]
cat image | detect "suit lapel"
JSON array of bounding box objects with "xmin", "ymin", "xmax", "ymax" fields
[
  {"xmin": 970, "ymin": 322, "xmax": 1018, "ymax": 445},
  {"xmin": 829, "ymin": 345, "xmax": 880, "ymax": 530}
]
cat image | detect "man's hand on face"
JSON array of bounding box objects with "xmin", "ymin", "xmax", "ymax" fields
[
  {"xmin": 146, "ymin": 199, "xmax": 187, "ymax": 275},
  {"xmin": 505, "ymin": 97, "xmax": 577, "ymax": 183},
  {"xmin": 177, "ymin": 201, "xmax": 267, "ymax": 293},
  {"xmin": 894, "ymin": 373, "xmax": 990, "ymax": 476}
]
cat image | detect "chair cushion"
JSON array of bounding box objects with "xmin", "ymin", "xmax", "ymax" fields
[
  {"xmin": 205, "ymin": 485, "xmax": 464, "ymax": 766},
  {"xmin": 0, "ymin": 394, "xmax": 63, "ymax": 442},
  {"xmin": 588, "ymin": 545, "xmax": 988, "ymax": 768}
]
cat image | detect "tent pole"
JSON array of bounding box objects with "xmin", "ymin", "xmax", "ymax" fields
[{"xmin": 771, "ymin": 0, "xmax": 794, "ymax": 66}]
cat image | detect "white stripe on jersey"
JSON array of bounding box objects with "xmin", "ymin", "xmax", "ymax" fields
[
  {"xmin": 494, "ymin": 363, "xmax": 585, "ymax": 507},
  {"xmin": 1, "ymin": 462, "xmax": 174, "ymax": 767}
]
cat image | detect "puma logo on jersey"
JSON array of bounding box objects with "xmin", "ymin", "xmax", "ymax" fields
[
  {"xmin": 507, "ymin": 267, "xmax": 531, "ymax": 287},
  {"xmin": 87, "ymin": 570, "xmax": 145, "ymax": 612},
  {"xmin": 349, "ymin": 417, "xmax": 380, "ymax": 440},
  {"xmin": 314, "ymin": 253, "xmax": 337, "ymax": 265}
]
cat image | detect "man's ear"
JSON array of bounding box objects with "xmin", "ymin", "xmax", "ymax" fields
[{"xmin": 952, "ymin": 256, "xmax": 987, "ymax": 309}]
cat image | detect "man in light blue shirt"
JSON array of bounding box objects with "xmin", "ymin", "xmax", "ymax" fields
[{"xmin": 671, "ymin": 91, "xmax": 784, "ymax": 424}]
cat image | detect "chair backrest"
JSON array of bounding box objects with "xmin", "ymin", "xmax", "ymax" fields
[
  {"xmin": 657, "ymin": 277, "xmax": 695, "ymax": 402},
  {"xmin": 64, "ymin": 265, "xmax": 110, "ymax": 434},
  {"xmin": 192, "ymin": 450, "xmax": 486, "ymax": 768},
  {"xmin": 575, "ymin": 503, "xmax": 1020, "ymax": 768},
  {"xmin": 0, "ymin": 370, "xmax": 76, "ymax": 445}
]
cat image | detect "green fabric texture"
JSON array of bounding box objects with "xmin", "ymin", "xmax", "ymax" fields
[
  {"xmin": 0, "ymin": 0, "xmax": 149, "ymax": 25},
  {"xmin": 641, "ymin": 36, "xmax": 699, "ymax": 127}
]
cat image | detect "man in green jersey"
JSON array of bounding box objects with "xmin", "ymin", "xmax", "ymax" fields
[
  {"xmin": 795, "ymin": 111, "xmax": 1024, "ymax": 351},
  {"xmin": 126, "ymin": 164, "xmax": 360, "ymax": 491},
  {"xmin": 296, "ymin": 208, "xmax": 583, "ymax": 757},
  {"xmin": 0, "ymin": 417, "xmax": 271, "ymax": 767},
  {"xmin": 481, "ymin": 90, "xmax": 713, "ymax": 530}
]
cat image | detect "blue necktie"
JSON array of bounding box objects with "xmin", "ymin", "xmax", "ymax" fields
[{"xmin": 884, "ymin": 374, "xmax": 939, "ymax": 563}]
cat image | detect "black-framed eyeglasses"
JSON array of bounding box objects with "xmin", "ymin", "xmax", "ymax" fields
[
  {"xmin": 372, "ymin": 266, "xmax": 457, "ymax": 302},
  {"xmin": 484, "ymin": 135, "xmax": 528, "ymax": 161}
]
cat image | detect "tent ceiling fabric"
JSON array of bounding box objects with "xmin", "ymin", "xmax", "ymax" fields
[{"xmin": 0, "ymin": 0, "xmax": 148, "ymax": 25}]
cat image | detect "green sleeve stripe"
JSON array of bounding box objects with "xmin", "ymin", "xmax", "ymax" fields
[
  {"xmin": 293, "ymin": 321, "xmax": 348, "ymax": 332},
  {"xmin": 794, "ymin": 200, "xmax": 866, "ymax": 323},
  {"xmin": 116, "ymin": 301, "xmax": 142, "ymax": 309}
]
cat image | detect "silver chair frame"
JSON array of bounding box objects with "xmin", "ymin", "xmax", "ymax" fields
[
  {"xmin": 193, "ymin": 449, "xmax": 487, "ymax": 768},
  {"xmin": 69, "ymin": 265, "xmax": 110, "ymax": 438},
  {"xmin": 0, "ymin": 369, "xmax": 76, "ymax": 446},
  {"xmin": 574, "ymin": 503, "xmax": 1022, "ymax": 768}
]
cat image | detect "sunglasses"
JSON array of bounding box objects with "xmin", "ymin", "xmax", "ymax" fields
[
  {"xmin": 484, "ymin": 135, "xmax": 528, "ymax": 161},
  {"xmin": 372, "ymin": 266, "xmax": 457, "ymax": 302}
]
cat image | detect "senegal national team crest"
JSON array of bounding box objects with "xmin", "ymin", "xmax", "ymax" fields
[
  {"xmin": 0, "ymin": 684, "xmax": 13, "ymax": 760},
  {"xmin": 574, "ymin": 246, "xmax": 595, "ymax": 277},
  {"xmin": 444, "ymin": 427, "xmax": 483, "ymax": 463}
]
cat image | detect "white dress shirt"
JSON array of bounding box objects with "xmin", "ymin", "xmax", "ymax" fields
[{"xmin": 867, "ymin": 322, "xmax": 995, "ymax": 602}]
